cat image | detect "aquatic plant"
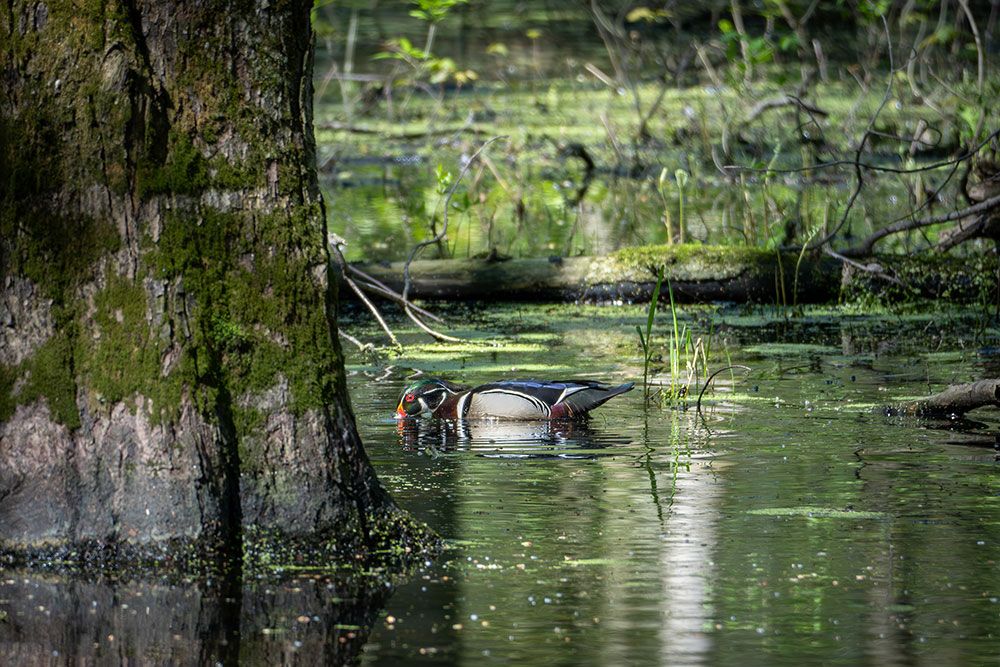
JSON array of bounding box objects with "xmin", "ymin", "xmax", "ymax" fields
[
  {"xmin": 657, "ymin": 168, "xmax": 673, "ymax": 245},
  {"xmin": 674, "ymin": 169, "xmax": 689, "ymax": 245},
  {"xmin": 636, "ymin": 272, "xmax": 712, "ymax": 408},
  {"xmin": 658, "ymin": 277, "xmax": 710, "ymax": 407},
  {"xmin": 636, "ymin": 268, "xmax": 664, "ymax": 403}
]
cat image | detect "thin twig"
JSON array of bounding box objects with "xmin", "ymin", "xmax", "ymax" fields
[
  {"xmin": 345, "ymin": 274, "xmax": 400, "ymax": 346},
  {"xmin": 743, "ymin": 95, "xmax": 829, "ymax": 124},
  {"xmin": 339, "ymin": 329, "xmax": 370, "ymax": 351},
  {"xmin": 401, "ymin": 136, "xmax": 507, "ymax": 342},
  {"xmin": 346, "ymin": 264, "xmax": 444, "ymax": 323},
  {"xmin": 810, "ymin": 14, "xmax": 895, "ymax": 251},
  {"xmin": 600, "ymin": 112, "xmax": 624, "ymax": 164},
  {"xmin": 696, "ymin": 365, "xmax": 751, "ymax": 415}
]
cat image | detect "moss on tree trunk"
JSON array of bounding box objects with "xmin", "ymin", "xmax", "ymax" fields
[{"xmin": 0, "ymin": 0, "xmax": 434, "ymax": 569}]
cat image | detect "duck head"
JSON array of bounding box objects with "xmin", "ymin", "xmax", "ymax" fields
[{"xmin": 395, "ymin": 378, "xmax": 464, "ymax": 418}]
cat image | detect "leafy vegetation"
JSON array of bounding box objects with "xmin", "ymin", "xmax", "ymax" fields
[{"xmin": 313, "ymin": 0, "xmax": 997, "ymax": 275}]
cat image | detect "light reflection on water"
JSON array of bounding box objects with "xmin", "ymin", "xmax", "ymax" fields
[
  {"xmin": 3, "ymin": 307, "xmax": 1000, "ymax": 665},
  {"xmin": 352, "ymin": 310, "xmax": 1000, "ymax": 666}
]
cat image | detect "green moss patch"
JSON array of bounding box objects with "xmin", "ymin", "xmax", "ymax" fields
[
  {"xmin": 0, "ymin": 333, "xmax": 79, "ymax": 428},
  {"xmin": 747, "ymin": 506, "xmax": 890, "ymax": 520},
  {"xmin": 842, "ymin": 253, "xmax": 1000, "ymax": 308}
]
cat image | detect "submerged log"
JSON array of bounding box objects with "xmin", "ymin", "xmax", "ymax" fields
[
  {"xmin": 889, "ymin": 380, "xmax": 1000, "ymax": 419},
  {"xmin": 349, "ymin": 245, "xmax": 842, "ymax": 303}
]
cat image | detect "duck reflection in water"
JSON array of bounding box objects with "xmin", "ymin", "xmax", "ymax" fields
[{"xmin": 396, "ymin": 416, "xmax": 628, "ymax": 456}]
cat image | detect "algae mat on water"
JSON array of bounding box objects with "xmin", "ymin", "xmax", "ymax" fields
[{"xmin": 747, "ymin": 506, "xmax": 891, "ymax": 520}]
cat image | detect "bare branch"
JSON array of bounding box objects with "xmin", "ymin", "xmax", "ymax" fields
[
  {"xmin": 346, "ymin": 265, "xmax": 444, "ymax": 323},
  {"xmin": 743, "ymin": 95, "xmax": 829, "ymax": 125},
  {"xmin": 846, "ymin": 192, "xmax": 1000, "ymax": 256},
  {"xmin": 887, "ymin": 379, "xmax": 1000, "ymax": 418},
  {"xmin": 339, "ymin": 329, "xmax": 371, "ymax": 352},
  {"xmin": 400, "ymin": 136, "xmax": 507, "ymax": 343},
  {"xmin": 345, "ymin": 274, "xmax": 400, "ymax": 347},
  {"xmin": 726, "ymin": 129, "xmax": 1000, "ymax": 177},
  {"xmin": 317, "ymin": 120, "xmax": 487, "ymax": 140},
  {"xmin": 402, "ymin": 305, "xmax": 463, "ymax": 343},
  {"xmin": 936, "ymin": 216, "xmax": 987, "ymax": 251},
  {"xmin": 824, "ymin": 246, "xmax": 904, "ymax": 287},
  {"xmin": 810, "ymin": 15, "xmax": 895, "ymax": 251}
]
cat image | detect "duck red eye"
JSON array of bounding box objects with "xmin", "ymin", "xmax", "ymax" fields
[{"xmin": 404, "ymin": 393, "xmax": 416, "ymax": 402}]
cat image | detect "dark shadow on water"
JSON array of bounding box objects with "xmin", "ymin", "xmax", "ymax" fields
[
  {"xmin": 395, "ymin": 417, "xmax": 632, "ymax": 457},
  {"xmin": 921, "ymin": 419, "xmax": 1000, "ymax": 453},
  {"xmin": 0, "ymin": 569, "xmax": 395, "ymax": 665}
]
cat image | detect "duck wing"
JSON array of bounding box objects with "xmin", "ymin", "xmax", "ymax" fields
[
  {"xmin": 549, "ymin": 380, "xmax": 635, "ymax": 418},
  {"xmin": 466, "ymin": 380, "xmax": 633, "ymax": 419}
]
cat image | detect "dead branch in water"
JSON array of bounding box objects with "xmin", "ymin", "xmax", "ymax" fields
[
  {"xmin": 326, "ymin": 137, "xmax": 505, "ymax": 348},
  {"xmin": 887, "ymin": 380, "xmax": 1000, "ymax": 418}
]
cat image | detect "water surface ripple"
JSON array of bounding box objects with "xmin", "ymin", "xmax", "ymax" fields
[{"xmin": 2, "ymin": 307, "xmax": 999, "ymax": 665}]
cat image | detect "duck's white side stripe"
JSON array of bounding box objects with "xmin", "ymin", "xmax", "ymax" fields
[
  {"xmin": 417, "ymin": 397, "xmax": 431, "ymax": 415},
  {"xmin": 477, "ymin": 389, "xmax": 551, "ymax": 417},
  {"xmin": 457, "ymin": 391, "xmax": 471, "ymax": 418}
]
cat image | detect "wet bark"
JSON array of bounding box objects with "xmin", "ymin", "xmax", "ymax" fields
[
  {"xmin": 349, "ymin": 250, "xmax": 842, "ymax": 304},
  {"xmin": 345, "ymin": 248, "xmax": 998, "ymax": 305},
  {"xmin": 0, "ymin": 1, "xmax": 433, "ymax": 568},
  {"xmin": 888, "ymin": 380, "xmax": 1000, "ymax": 418}
]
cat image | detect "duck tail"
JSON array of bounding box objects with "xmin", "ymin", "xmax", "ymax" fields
[{"xmin": 560, "ymin": 382, "xmax": 635, "ymax": 417}]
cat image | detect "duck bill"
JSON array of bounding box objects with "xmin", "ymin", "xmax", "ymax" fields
[{"xmin": 395, "ymin": 403, "xmax": 407, "ymax": 419}]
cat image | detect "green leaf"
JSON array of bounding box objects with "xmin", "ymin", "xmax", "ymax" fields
[
  {"xmin": 626, "ymin": 7, "xmax": 663, "ymax": 23},
  {"xmin": 778, "ymin": 33, "xmax": 799, "ymax": 52}
]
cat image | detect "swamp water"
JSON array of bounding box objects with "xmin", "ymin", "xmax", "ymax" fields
[{"xmin": 2, "ymin": 304, "xmax": 999, "ymax": 665}]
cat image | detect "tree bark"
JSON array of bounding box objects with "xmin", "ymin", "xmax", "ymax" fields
[
  {"xmin": 0, "ymin": 1, "xmax": 432, "ymax": 568},
  {"xmin": 887, "ymin": 380, "xmax": 1000, "ymax": 418},
  {"xmin": 348, "ymin": 248, "xmax": 842, "ymax": 303}
]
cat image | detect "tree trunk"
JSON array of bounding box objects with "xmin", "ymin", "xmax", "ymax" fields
[{"xmin": 0, "ymin": 1, "xmax": 432, "ymax": 568}]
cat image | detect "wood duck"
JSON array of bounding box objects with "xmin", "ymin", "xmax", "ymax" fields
[{"xmin": 395, "ymin": 378, "xmax": 634, "ymax": 420}]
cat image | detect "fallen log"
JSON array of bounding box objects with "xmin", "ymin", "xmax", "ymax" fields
[
  {"xmin": 346, "ymin": 245, "xmax": 842, "ymax": 303},
  {"xmin": 888, "ymin": 380, "xmax": 1000, "ymax": 418},
  {"xmin": 342, "ymin": 245, "xmax": 998, "ymax": 305}
]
